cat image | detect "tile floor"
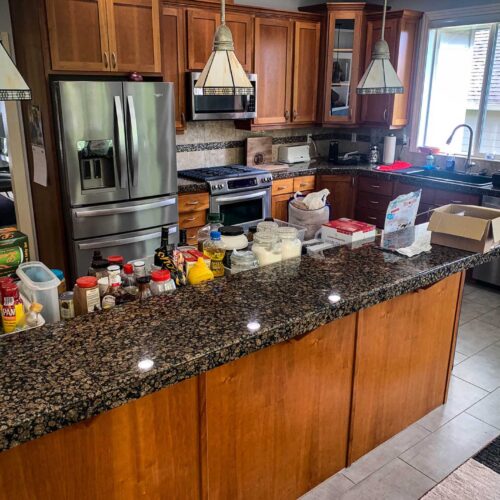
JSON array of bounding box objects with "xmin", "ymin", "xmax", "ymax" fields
[{"xmin": 302, "ymin": 281, "xmax": 500, "ymax": 500}]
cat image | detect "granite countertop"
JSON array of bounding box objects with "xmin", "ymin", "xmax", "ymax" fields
[
  {"xmin": 1, "ymin": 225, "xmax": 500, "ymax": 452},
  {"xmin": 177, "ymin": 161, "xmax": 500, "ymax": 198}
]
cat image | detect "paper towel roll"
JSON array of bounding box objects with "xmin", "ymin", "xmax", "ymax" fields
[{"xmin": 383, "ymin": 134, "xmax": 396, "ymax": 165}]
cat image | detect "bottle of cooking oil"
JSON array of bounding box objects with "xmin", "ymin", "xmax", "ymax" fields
[{"xmin": 203, "ymin": 231, "xmax": 226, "ymax": 278}]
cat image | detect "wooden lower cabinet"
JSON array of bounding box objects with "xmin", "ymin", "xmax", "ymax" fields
[
  {"xmin": 317, "ymin": 174, "xmax": 356, "ymax": 219},
  {"xmin": 348, "ymin": 273, "xmax": 463, "ymax": 463},
  {"xmin": 202, "ymin": 315, "xmax": 357, "ymax": 500},
  {"xmin": 272, "ymin": 192, "xmax": 292, "ymax": 221}
]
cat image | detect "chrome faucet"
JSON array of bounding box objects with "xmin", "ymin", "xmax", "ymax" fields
[{"xmin": 446, "ymin": 124, "xmax": 476, "ymax": 173}]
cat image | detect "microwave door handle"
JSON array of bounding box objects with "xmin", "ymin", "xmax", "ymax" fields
[
  {"xmin": 78, "ymin": 231, "xmax": 162, "ymax": 250},
  {"xmin": 127, "ymin": 95, "xmax": 139, "ymax": 187},
  {"xmin": 114, "ymin": 96, "xmax": 127, "ymax": 189},
  {"xmin": 216, "ymin": 190, "xmax": 268, "ymax": 204},
  {"xmin": 73, "ymin": 197, "xmax": 176, "ymax": 218}
]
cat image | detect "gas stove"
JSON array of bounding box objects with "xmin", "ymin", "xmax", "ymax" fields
[{"xmin": 179, "ymin": 165, "xmax": 272, "ymax": 195}]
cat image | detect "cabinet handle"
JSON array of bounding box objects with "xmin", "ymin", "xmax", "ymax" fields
[
  {"xmin": 284, "ymin": 110, "xmax": 290, "ymax": 120},
  {"xmin": 186, "ymin": 201, "xmax": 200, "ymax": 205},
  {"xmin": 368, "ymin": 216, "xmax": 377, "ymax": 221},
  {"xmin": 183, "ymin": 217, "xmax": 197, "ymax": 222},
  {"xmin": 277, "ymin": 186, "xmax": 286, "ymax": 190},
  {"xmin": 451, "ymin": 200, "xmax": 463, "ymax": 204},
  {"xmin": 293, "ymin": 110, "xmax": 297, "ymax": 120},
  {"xmin": 300, "ymin": 183, "xmax": 309, "ymax": 187},
  {"xmin": 383, "ymin": 108, "xmax": 388, "ymax": 122},
  {"xmin": 369, "ymin": 200, "xmax": 380, "ymax": 204},
  {"xmin": 103, "ymin": 52, "xmax": 109, "ymax": 68},
  {"xmin": 370, "ymin": 185, "xmax": 380, "ymax": 189},
  {"xmin": 181, "ymin": 112, "xmax": 186, "ymax": 126},
  {"xmin": 111, "ymin": 52, "xmax": 117, "ymax": 69},
  {"xmin": 187, "ymin": 235, "xmax": 196, "ymax": 240}
]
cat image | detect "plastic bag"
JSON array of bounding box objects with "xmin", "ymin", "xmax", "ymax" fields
[{"xmin": 301, "ymin": 189, "xmax": 330, "ymax": 210}]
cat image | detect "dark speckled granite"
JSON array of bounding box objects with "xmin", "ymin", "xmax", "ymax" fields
[
  {"xmin": 1, "ymin": 226, "xmax": 499, "ymax": 452},
  {"xmin": 178, "ymin": 177, "xmax": 208, "ymax": 194}
]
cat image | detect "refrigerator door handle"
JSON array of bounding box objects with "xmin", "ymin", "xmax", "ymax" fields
[
  {"xmin": 73, "ymin": 197, "xmax": 176, "ymax": 218},
  {"xmin": 77, "ymin": 232, "xmax": 162, "ymax": 250},
  {"xmin": 114, "ymin": 96, "xmax": 128, "ymax": 189},
  {"xmin": 127, "ymin": 95, "xmax": 139, "ymax": 187}
]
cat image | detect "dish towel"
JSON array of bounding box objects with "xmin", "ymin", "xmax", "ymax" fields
[
  {"xmin": 376, "ymin": 161, "xmax": 412, "ymax": 172},
  {"xmin": 396, "ymin": 231, "xmax": 432, "ymax": 257}
]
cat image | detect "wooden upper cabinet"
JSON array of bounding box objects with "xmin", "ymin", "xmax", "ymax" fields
[
  {"xmin": 45, "ymin": 0, "xmax": 110, "ymax": 71},
  {"xmin": 45, "ymin": 0, "xmax": 161, "ymax": 72},
  {"xmin": 106, "ymin": 0, "xmax": 161, "ymax": 73},
  {"xmin": 254, "ymin": 17, "xmax": 293, "ymax": 126},
  {"xmin": 226, "ymin": 12, "xmax": 254, "ymax": 72},
  {"xmin": 360, "ymin": 10, "xmax": 422, "ymax": 128},
  {"xmin": 161, "ymin": 5, "xmax": 186, "ymax": 132},
  {"xmin": 186, "ymin": 8, "xmax": 220, "ymax": 70},
  {"xmin": 292, "ymin": 21, "xmax": 320, "ymax": 124}
]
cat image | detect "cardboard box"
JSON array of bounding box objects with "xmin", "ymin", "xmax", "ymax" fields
[
  {"xmin": 428, "ymin": 204, "xmax": 500, "ymax": 253},
  {"xmin": 320, "ymin": 218, "xmax": 377, "ymax": 245},
  {"xmin": 0, "ymin": 228, "xmax": 30, "ymax": 277}
]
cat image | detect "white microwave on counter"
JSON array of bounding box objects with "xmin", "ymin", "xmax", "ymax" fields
[{"xmin": 188, "ymin": 71, "xmax": 257, "ymax": 121}]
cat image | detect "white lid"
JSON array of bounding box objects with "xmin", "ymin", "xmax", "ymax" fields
[{"xmin": 16, "ymin": 261, "xmax": 61, "ymax": 291}]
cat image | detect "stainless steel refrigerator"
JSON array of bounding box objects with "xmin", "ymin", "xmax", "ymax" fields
[{"xmin": 53, "ymin": 81, "xmax": 178, "ymax": 280}]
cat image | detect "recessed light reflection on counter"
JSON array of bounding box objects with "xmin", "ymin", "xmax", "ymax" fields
[
  {"xmin": 247, "ymin": 320, "xmax": 261, "ymax": 332},
  {"xmin": 328, "ymin": 294, "xmax": 341, "ymax": 304},
  {"xmin": 138, "ymin": 358, "xmax": 154, "ymax": 371}
]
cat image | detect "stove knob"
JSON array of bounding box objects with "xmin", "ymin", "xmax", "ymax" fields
[{"xmin": 218, "ymin": 184, "xmax": 224, "ymax": 189}]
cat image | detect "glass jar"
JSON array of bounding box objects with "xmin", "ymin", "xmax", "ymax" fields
[
  {"xmin": 231, "ymin": 250, "xmax": 259, "ymax": 273},
  {"xmin": 252, "ymin": 232, "xmax": 282, "ymax": 267},
  {"xmin": 136, "ymin": 276, "xmax": 152, "ymax": 301},
  {"xmin": 150, "ymin": 270, "xmax": 176, "ymax": 295},
  {"xmin": 257, "ymin": 221, "xmax": 279, "ymax": 233},
  {"xmin": 278, "ymin": 227, "xmax": 302, "ymax": 260}
]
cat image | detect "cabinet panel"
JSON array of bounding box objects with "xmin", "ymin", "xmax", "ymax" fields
[
  {"xmin": 272, "ymin": 192, "xmax": 291, "ymax": 221},
  {"xmin": 355, "ymin": 207, "xmax": 385, "ymax": 228},
  {"xmin": 317, "ymin": 175, "xmax": 355, "ymax": 219},
  {"xmin": 349, "ymin": 273, "xmax": 462, "ymax": 463},
  {"xmin": 203, "ymin": 316, "xmax": 356, "ymax": 500},
  {"xmin": 272, "ymin": 178, "xmax": 294, "ymax": 196},
  {"xmin": 45, "ymin": 0, "xmax": 110, "ymax": 71},
  {"xmin": 358, "ymin": 175, "xmax": 393, "ymax": 196},
  {"xmin": 186, "ymin": 8, "xmax": 220, "ymax": 70},
  {"xmin": 254, "ymin": 17, "xmax": 293, "ymax": 125},
  {"xmin": 178, "ymin": 192, "xmax": 210, "ymax": 213},
  {"xmin": 293, "ymin": 175, "xmax": 316, "ymax": 192},
  {"xmin": 292, "ymin": 21, "xmax": 320, "ymax": 124},
  {"xmin": 226, "ymin": 12, "xmax": 253, "ymax": 72},
  {"xmin": 393, "ymin": 181, "xmax": 434, "ymax": 205},
  {"xmin": 356, "ymin": 191, "xmax": 392, "ymax": 213},
  {"xmin": 161, "ymin": 6, "xmax": 186, "ymax": 132},
  {"xmin": 433, "ymin": 189, "xmax": 480, "ymax": 207},
  {"xmin": 107, "ymin": 0, "xmax": 161, "ymax": 73}
]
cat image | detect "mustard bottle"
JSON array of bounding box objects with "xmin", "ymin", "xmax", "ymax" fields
[{"xmin": 188, "ymin": 258, "xmax": 214, "ymax": 285}]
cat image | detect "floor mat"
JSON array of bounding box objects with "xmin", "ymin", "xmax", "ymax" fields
[{"xmin": 474, "ymin": 435, "xmax": 500, "ymax": 474}]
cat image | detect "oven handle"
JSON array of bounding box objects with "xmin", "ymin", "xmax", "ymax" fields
[{"xmin": 215, "ymin": 190, "xmax": 269, "ymax": 203}]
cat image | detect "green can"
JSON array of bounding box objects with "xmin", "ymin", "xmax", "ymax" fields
[{"xmin": 0, "ymin": 246, "xmax": 24, "ymax": 273}]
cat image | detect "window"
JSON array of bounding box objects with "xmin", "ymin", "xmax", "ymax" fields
[{"xmin": 417, "ymin": 22, "xmax": 500, "ymax": 159}]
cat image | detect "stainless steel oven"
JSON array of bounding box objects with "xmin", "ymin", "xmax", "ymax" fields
[
  {"xmin": 211, "ymin": 188, "xmax": 271, "ymax": 226},
  {"xmin": 189, "ymin": 72, "xmax": 257, "ymax": 120}
]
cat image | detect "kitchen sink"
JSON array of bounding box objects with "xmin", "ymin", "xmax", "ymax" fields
[{"xmin": 403, "ymin": 169, "xmax": 492, "ymax": 186}]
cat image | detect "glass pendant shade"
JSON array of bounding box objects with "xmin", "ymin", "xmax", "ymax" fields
[
  {"xmin": 0, "ymin": 42, "xmax": 31, "ymax": 101},
  {"xmin": 194, "ymin": 2, "xmax": 253, "ymax": 96}
]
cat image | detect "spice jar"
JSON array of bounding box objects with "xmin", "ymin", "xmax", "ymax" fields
[
  {"xmin": 136, "ymin": 276, "xmax": 152, "ymax": 301},
  {"xmin": 74, "ymin": 276, "xmax": 101, "ymax": 316},
  {"xmin": 247, "ymin": 226, "xmax": 257, "ymax": 242},
  {"xmin": 59, "ymin": 291, "xmax": 75, "ymax": 320},
  {"xmin": 150, "ymin": 270, "xmax": 176, "ymax": 295},
  {"xmin": 133, "ymin": 260, "xmax": 147, "ymax": 279},
  {"xmin": 252, "ymin": 232, "xmax": 282, "ymax": 267},
  {"xmin": 231, "ymin": 250, "xmax": 259, "ymax": 273},
  {"xmin": 278, "ymin": 227, "xmax": 302, "ymax": 260}
]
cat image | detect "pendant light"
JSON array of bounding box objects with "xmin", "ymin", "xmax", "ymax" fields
[
  {"xmin": 194, "ymin": 0, "xmax": 253, "ymax": 96},
  {"xmin": 356, "ymin": 0, "xmax": 403, "ymax": 95},
  {"xmin": 0, "ymin": 41, "xmax": 31, "ymax": 101}
]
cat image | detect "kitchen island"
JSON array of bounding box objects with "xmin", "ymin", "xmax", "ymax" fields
[{"xmin": 1, "ymin": 226, "xmax": 499, "ymax": 499}]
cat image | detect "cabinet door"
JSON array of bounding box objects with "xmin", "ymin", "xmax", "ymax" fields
[
  {"xmin": 317, "ymin": 175, "xmax": 355, "ymax": 219},
  {"xmin": 272, "ymin": 193, "xmax": 291, "ymax": 221},
  {"xmin": 349, "ymin": 273, "xmax": 463, "ymax": 463},
  {"xmin": 203, "ymin": 316, "xmax": 356, "ymax": 499},
  {"xmin": 323, "ymin": 10, "xmax": 365, "ymax": 124},
  {"xmin": 254, "ymin": 17, "xmax": 293, "ymax": 126},
  {"xmin": 45, "ymin": 0, "xmax": 110, "ymax": 71},
  {"xmin": 360, "ymin": 17, "xmax": 399, "ymax": 126},
  {"xmin": 186, "ymin": 8, "xmax": 220, "ymax": 71},
  {"xmin": 107, "ymin": 0, "xmax": 161, "ymax": 73},
  {"xmin": 226, "ymin": 12, "xmax": 254, "ymax": 72},
  {"xmin": 161, "ymin": 6, "xmax": 186, "ymax": 132},
  {"xmin": 292, "ymin": 21, "xmax": 320, "ymax": 124}
]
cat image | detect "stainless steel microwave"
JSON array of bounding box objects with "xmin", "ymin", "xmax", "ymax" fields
[{"xmin": 189, "ymin": 72, "xmax": 257, "ymax": 121}]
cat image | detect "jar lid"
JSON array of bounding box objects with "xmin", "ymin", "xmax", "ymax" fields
[
  {"xmin": 253, "ymin": 231, "xmax": 278, "ymax": 244},
  {"xmin": 248, "ymin": 226, "xmax": 257, "ymax": 234},
  {"xmin": 107, "ymin": 255, "xmax": 124, "ymax": 265},
  {"xmin": 257, "ymin": 221, "xmax": 279, "ymax": 233},
  {"xmin": 123, "ymin": 263, "xmax": 133, "ymax": 274},
  {"xmin": 76, "ymin": 276, "xmax": 98, "ymax": 288},
  {"xmin": 133, "ymin": 260, "xmax": 145, "ymax": 268},
  {"xmin": 107, "ymin": 264, "xmax": 121, "ymax": 273},
  {"xmin": 59, "ymin": 291, "xmax": 74, "ymax": 300},
  {"xmin": 151, "ymin": 270, "xmax": 171, "ymax": 282},
  {"xmin": 219, "ymin": 226, "xmax": 244, "ymax": 237},
  {"xmin": 277, "ymin": 226, "xmax": 298, "ymax": 239}
]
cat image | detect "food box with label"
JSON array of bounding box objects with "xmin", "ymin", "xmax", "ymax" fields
[
  {"xmin": 428, "ymin": 204, "xmax": 500, "ymax": 253},
  {"xmin": 180, "ymin": 248, "xmax": 211, "ymax": 273},
  {"xmin": 0, "ymin": 228, "xmax": 30, "ymax": 277},
  {"xmin": 320, "ymin": 218, "xmax": 377, "ymax": 244}
]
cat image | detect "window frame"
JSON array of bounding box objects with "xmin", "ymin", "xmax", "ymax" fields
[{"xmin": 409, "ymin": 5, "xmax": 500, "ymax": 160}]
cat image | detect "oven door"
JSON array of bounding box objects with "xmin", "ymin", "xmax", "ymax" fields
[{"xmin": 211, "ymin": 188, "xmax": 271, "ymax": 226}]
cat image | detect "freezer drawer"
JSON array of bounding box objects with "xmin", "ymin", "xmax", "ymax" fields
[
  {"xmin": 70, "ymin": 195, "xmax": 178, "ymax": 239},
  {"xmin": 72, "ymin": 225, "xmax": 178, "ymax": 278}
]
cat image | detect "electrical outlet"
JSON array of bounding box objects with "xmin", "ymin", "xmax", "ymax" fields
[
  {"xmin": 402, "ymin": 133, "xmax": 408, "ymax": 146},
  {"xmin": 307, "ymin": 133, "xmax": 312, "ymax": 144},
  {"xmin": 351, "ymin": 133, "xmax": 357, "ymax": 143}
]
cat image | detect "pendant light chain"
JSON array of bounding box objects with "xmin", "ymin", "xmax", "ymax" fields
[
  {"xmin": 221, "ymin": 0, "xmax": 225, "ymax": 25},
  {"xmin": 381, "ymin": 0, "xmax": 387, "ymax": 42}
]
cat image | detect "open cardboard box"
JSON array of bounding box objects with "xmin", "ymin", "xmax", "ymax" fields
[{"xmin": 428, "ymin": 204, "xmax": 500, "ymax": 253}]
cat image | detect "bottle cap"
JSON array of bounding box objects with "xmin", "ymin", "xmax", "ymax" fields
[
  {"xmin": 107, "ymin": 264, "xmax": 121, "ymax": 273},
  {"xmin": 123, "ymin": 263, "xmax": 133, "ymax": 274},
  {"xmin": 210, "ymin": 231, "xmax": 221, "ymax": 240},
  {"xmin": 107, "ymin": 255, "xmax": 124, "ymax": 265},
  {"xmin": 51, "ymin": 269, "xmax": 64, "ymax": 281},
  {"xmin": 76, "ymin": 276, "xmax": 98, "ymax": 288},
  {"xmin": 151, "ymin": 270, "xmax": 171, "ymax": 282}
]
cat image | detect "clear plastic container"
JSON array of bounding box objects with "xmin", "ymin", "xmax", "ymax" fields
[
  {"xmin": 150, "ymin": 270, "xmax": 176, "ymax": 295},
  {"xmin": 16, "ymin": 261, "xmax": 61, "ymax": 324},
  {"xmin": 252, "ymin": 232, "xmax": 282, "ymax": 267},
  {"xmin": 230, "ymin": 250, "xmax": 259, "ymax": 273},
  {"xmin": 278, "ymin": 227, "xmax": 302, "ymax": 260}
]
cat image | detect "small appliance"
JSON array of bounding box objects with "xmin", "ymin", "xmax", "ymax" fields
[
  {"xmin": 277, "ymin": 145, "xmax": 311, "ymax": 164},
  {"xmin": 328, "ymin": 141, "xmax": 339, "ymax": 163}
]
